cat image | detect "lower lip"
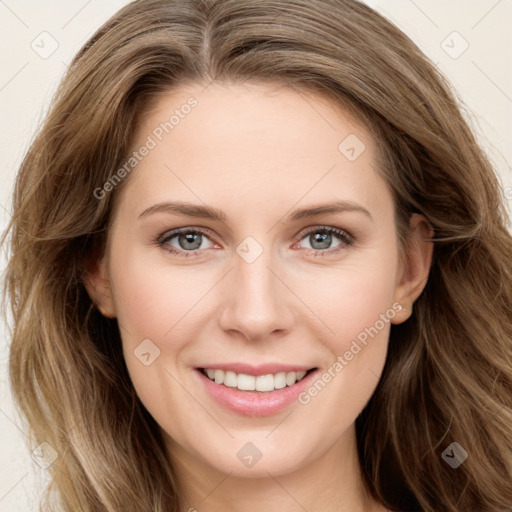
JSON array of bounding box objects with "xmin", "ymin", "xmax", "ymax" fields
[{"xmin": 195, "ymin": 368, "xmax": 318, "ymax": 417}]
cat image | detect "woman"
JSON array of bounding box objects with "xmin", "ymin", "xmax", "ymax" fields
[{"xmin": 4, "ymin": 0, "xmax": 512, "ymax": 510}]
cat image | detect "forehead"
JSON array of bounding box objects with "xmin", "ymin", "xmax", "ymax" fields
[
  {"xmin": 136, "ymin": 80, "xmax": 370, "ymax": 159},
  {"xmin": 116, "ymin": 81, "xmax": 392, "ymax": 222}
]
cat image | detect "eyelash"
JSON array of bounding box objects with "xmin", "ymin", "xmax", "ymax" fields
[{"xmin": 155, "ymin": 225, "xmax": 354, "ymax": 258}]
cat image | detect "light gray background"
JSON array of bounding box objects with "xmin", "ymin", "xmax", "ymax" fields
[{"xmin": 1, "ymin": 1, "xmax": 511, "ymax": 510}]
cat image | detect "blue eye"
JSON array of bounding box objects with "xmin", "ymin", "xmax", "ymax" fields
[
  {"xmin": 157, "ymin": 228, "xmax": 215, "ymax": 256},
  {"xmin": 156, "ymin": 225, "xmax": 353, "ymax": 258},
  {"xmin": 297, "ymin": 226, "xmax": 353, "ymax": 255}
]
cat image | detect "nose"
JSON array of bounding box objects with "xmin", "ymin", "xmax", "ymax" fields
[{"xmin": 219, "ymin": 247, "xmax": 295, "ymax": 341}]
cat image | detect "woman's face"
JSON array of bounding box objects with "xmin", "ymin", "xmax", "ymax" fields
[{"xmin": 89, "ymin": 81, "xmax": 431, "ymax": 479}]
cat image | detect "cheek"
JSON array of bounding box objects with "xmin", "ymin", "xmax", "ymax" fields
[
  {"xmin": 109, "ymin": 242, "xmax": 209, "ymax": 342},
  {"xmin": 293, "ymin": 265, "xmax": 397, "ymax": 426},
  {"xmin": 108, "ymin": 248, "xmax": 205, "ymax": 418},
  {"xmin": 290, "ymin": 246, "xmax": 399, "ymax": 355}
]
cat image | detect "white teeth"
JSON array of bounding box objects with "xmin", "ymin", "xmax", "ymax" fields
[
  {"xmin": 274, "ymin": 372, "xmax": 287, "ymax": 389},
  {"xmin": 237, "ymin": 374, "xmax": 256, "ymax": 391},
  {"xmin": 223, "ymin": 371, "xmax": 238, "ymax": 388},
  {"xmin": 296, "ymin": 370, "xmax": 307, "ymax": 380},
  {"xmin": 255, "ymin": 374, "xmax": 274, "ymax": 392},
  {"xmin": 214, "ymin": 369, "xmax": 224, "ymax": 384},
  {"xmin": 202, "ymin": 368, "xmax": 311, "ymax": 392},
  {"xmin": 285, "ymin": 372, "xmax": 297, "ymax": 386}
]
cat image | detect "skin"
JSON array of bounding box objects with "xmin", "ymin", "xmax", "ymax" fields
[{"xmin": 86, "ymin": 81, "xmax": 433, "ymax": 512}]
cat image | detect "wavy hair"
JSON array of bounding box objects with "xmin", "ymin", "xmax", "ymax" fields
[{"xmin": 3, "ymin": 0, "xmax": 512, "ymax": 510}]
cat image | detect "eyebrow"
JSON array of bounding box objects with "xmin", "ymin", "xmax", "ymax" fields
[{"xmin": 138, "ymin": 200, "xmax": 372, "ymax": 222}]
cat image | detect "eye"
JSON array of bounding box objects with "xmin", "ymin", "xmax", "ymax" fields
[
  {"xmin": 155, "ymin": 225, "xmax": 354, "ymax": 258},
  {"xmin": 157, "ymin": 227, "xmax": 216, "ymax": 256},
  {"xmin": 296, "ymin": 226, "xmax": 353, "ymax": 255}
]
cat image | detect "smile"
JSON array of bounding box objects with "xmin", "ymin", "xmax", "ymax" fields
[
  {"xmin": 195, "ymin": 365, "xmax": 319, "ymax": 416},
  {"xmin": 200, "ymin": 368, "xmax": 311, "ymax": 392}
]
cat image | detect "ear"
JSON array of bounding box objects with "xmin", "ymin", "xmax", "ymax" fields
[
  {"xmin": 391, "ymin": 213, "xmax": 434, "ymax": 324},
  {"xmin": 83, "ymin": 252, "xmax": 117, "ymax": 319}
]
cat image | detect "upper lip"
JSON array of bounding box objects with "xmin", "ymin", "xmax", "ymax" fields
[{"xmin": 196, "ymin": 363, "xmax": 316, "ymax": 376}]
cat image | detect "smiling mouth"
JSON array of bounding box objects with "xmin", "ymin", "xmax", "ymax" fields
[{"xmin": 198, "ymin": 367, "xmax": 317, "ymax": 393}]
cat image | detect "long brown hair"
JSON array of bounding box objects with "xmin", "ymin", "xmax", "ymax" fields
[{"xmin": 3, "ymin": 0, "xmax": 512, "ymax": 510}]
